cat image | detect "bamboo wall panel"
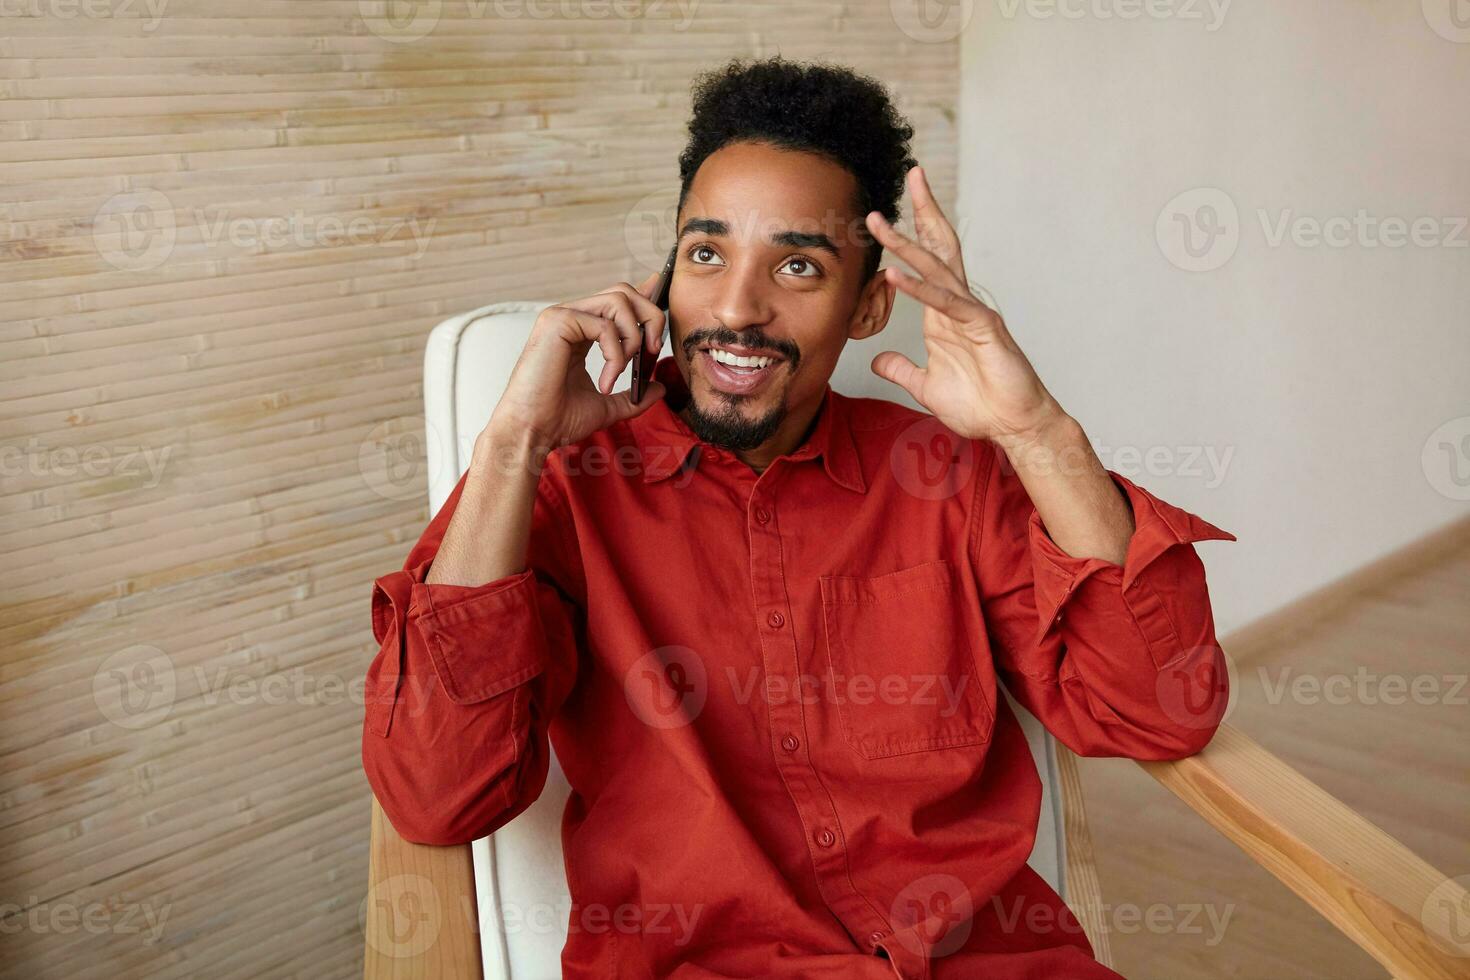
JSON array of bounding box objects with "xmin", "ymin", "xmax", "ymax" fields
[{"xmin": 0, "ymin": 3, "xmax": 959, "ymax": 977}]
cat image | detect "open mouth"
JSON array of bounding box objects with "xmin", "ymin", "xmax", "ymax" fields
[{"xmin": 696, "ymin": 345, "xmax": 786, "ymax": 395}]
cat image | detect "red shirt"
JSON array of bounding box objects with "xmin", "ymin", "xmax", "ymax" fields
[{"xmin": 362, "ymin": 354, "xmax": 1236, "ymax": 979}]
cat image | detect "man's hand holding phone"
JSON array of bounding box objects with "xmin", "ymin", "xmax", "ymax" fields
[
  {"xmin": 484, "ymin": 272, "xmax": 669, "ymax": 464},
  {"xmin": 426, "ymin": 271, "xmax": 669, "ymax": 587}
]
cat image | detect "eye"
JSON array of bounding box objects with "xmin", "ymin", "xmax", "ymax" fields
[
  {"xmin": 688, "ymin": 244, "xmax": 724, "ymax": 266},
  {"xmin": 781, "ymin": 256, "xmax": 822, "ymax": 278}
]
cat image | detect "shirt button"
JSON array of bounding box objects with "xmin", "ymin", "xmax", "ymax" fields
[
  {"xmin": 868, "ymin": 931, "xmax": 884, "ymax": 947},
  {"xmin": 754, "ymin": 507, "xmax": 771, "ymax": 525},
  {"xmin": 767, "ymin": 610, "xmax": 785, "ymax": 628},
  {"xmin": 815, "ymin": 828, "xmax": 836, "ymax": 848},
  {"xmin": 780, "ymin": 734, "xmax": 799, "ymax": 752}
]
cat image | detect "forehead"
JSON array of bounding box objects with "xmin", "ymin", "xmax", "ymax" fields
[{"xmin": 682, "ymin": 142, "xmax": 862, "ymax": 250}]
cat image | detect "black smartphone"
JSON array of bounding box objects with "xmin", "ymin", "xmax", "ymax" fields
[{"xmin": 631, "ymin": 244, "xmax": 677, "ymax": 404}]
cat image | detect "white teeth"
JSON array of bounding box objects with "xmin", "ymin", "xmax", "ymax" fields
[{"xmin": 708, "ymin": 348, "xmax": 775, "ymax": 370}]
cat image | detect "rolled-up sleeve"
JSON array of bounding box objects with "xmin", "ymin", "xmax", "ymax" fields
[
  {"xmin": 362, "ymin": 464, "xmax": 582, "ymax": 845},
  {"xmin": 970, "ymin": 441, "xmax": 1237, "ymax": 760}
]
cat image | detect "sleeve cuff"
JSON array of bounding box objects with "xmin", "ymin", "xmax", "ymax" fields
[
  {"xmin": 406, "ymin": 568, "xmax": 552, "ymax": 704},
  {"xmin": 366, "ymin": 561, "xmax": 552, "ymax": 737},
  {"xmin": 1029, "ymin": 470, "xmax": 1236, "ymax": 645}
]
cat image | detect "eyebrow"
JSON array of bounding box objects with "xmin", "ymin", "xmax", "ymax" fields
[{"xmin": 677, "ymin": 216, "xmax": 840, "ymax": 259}]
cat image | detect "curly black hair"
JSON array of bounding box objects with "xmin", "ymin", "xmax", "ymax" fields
[{"xmin": 675, "ymin": 55, "xmax": 918, "ymax": 286}]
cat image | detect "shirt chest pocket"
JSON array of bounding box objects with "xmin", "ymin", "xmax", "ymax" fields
[{"xmin": 819, "ymin": 559, "xmax": 994, "ymax": 761}]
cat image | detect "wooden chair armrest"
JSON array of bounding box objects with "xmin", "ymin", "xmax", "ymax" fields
[
  {"xmin": 1137, "ymin": 723, "xmax": 1468, "ymax": 979},
  {"xmin": 363, "ymin": 800, "xmax": 483, "ymax": 979}
]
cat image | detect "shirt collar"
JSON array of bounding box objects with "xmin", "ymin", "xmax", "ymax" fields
[{"xmin": 628, "ymin": 354, "xmax": 866, "ymax": 494}]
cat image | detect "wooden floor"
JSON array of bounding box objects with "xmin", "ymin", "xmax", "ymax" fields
[{"xmin": 1077, "ymin": 539, "xmax": 1470, "ymax": 979}]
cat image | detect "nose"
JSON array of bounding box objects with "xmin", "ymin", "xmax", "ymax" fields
[{"xmin": 709, "ymin": 257, "xmax": 775, "ymax": 335}]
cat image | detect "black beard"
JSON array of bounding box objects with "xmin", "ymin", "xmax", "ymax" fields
[{"xmin": 682, "ymin": 390, "xmax": 787, "ymax": 451}]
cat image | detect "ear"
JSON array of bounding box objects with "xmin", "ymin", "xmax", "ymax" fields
[{"xmin": 848, "ymin": 270, "xmax": 896, "ymax": 343}]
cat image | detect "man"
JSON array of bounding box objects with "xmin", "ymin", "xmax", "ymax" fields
[{"xmin": 362, "ymin": 56, "xmax": 1235, "ymax": 979}]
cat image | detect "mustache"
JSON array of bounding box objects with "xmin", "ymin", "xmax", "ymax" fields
[{"xmin": 682, "ymin": 328, "xmax": 801, "ymax": 368}]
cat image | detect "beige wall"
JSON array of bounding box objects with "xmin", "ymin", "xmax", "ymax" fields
[
  {"xmin": 0, "ymin": 6, "xmax": 958, "ymax": 978},
  {"xmin": 956, "ymin": 0, "xmax": 1470, "ymax": 637}
]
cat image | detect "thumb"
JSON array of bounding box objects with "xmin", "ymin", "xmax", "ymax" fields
[
  {"xmin": 609, "ymin": 380, "xmax": 666, "ymax": 423},
  {"xmin": 871, "ymin": 351, "xmax": 924, "ymax": 402},
  {"xmin": 637, "ymin": 269, "xmax": 661, "ymax": 299}
]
